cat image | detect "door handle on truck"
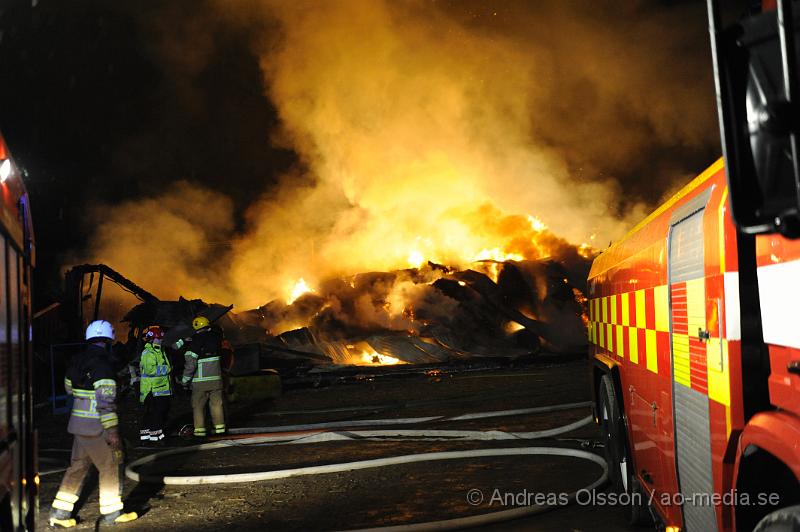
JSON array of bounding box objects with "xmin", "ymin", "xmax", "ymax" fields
[
  {"xmin": 698, "ymin": 328, "xmax": 711, "ymax": 341},
  {"xmin": 789, "ymin": 360, "xmax": 800, "ymax": 376}
]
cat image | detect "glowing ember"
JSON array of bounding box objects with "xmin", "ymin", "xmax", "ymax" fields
[
  {"xmin": 360, "ymin": 349, "xmax": 403, "ymax": 365},
  {"xmin": 287, "ymin": 278, "xmax": 314, "ymax": 304}
]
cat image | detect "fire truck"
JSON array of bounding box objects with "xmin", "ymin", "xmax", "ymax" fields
[
  {"xmin": 589, "ymin": 1, "xmax": 800, "ymax": 530},
  {"xmin": 0, "ymin": 132, "xmax": 36, "ymax": 530}
]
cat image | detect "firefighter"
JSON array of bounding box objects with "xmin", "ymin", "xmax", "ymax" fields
[
  {"xmin": 49, "ymin": 320, "xmax": 138, "ymax": 528},
  {"xmin": 139, "ymin": 325, "xmax": 172, "ymax": 442},
  {"xmin": 179, "ymin": 316, "xmax": 226, "ymax": 437}
]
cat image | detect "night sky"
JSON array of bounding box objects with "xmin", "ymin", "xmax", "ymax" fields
[
  {"xmin": 1, "ymin": 0, "xmax": 297, "ymax": 306},
  {"xmin": 0, "ymin": 0, "xmax": 753, "ymax": 309}
]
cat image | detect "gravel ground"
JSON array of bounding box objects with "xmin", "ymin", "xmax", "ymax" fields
[{"xmin": 36, "ymin": 357, "xmax": 648, "ymax": 531}]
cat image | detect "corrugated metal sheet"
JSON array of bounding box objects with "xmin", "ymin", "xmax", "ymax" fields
[
  {"xmin": 672, "ymin": 384, "xmax": 718, "ymax": 531},
  {"xmin": 670, "ymin": 210, "xmax": 705, "ymax": 283}
]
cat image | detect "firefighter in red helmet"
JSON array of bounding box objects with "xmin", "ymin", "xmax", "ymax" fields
[{"xmin": 139, "ymin": 325, "xmax": 172, "ymax": 443}]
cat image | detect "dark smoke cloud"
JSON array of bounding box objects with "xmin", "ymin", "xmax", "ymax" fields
[{"xmin": 0, "ymin": 0, "xmax": 750, "ymax": 307}]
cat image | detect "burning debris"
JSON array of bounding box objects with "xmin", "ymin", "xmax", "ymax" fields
[{"xmin": 113, "ymin": 256, "xmax": 589, "ymax": 374}]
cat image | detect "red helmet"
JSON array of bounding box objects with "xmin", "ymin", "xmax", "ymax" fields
[{"xmin": 143, "ymin": 325, "xmax": 164, "ymax": 342}]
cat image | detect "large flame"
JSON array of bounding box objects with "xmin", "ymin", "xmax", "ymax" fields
[
  {"xmin": 287, "ymin": 278, "xmax": 314, "ymax": 304},
  {"xmin": 359, "ymin": 349, "xmax": 403, "ymax": 366}
]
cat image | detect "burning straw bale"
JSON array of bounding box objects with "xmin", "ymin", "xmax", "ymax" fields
[
  {"xmin": 118, "ymin": 258, "xmax": 588, "ymax": 371},
  {"xmin": 243, "ymin": 259, "xmax": 588, "ymax": 365}
]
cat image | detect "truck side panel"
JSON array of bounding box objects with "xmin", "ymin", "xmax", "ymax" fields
[{"xmin": 589, "ymin": 159, "xmax": 746, "ymax": 530}]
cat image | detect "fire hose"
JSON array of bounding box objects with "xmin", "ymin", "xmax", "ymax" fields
[{"xmin": 125, "ymin": 402, "xmax": 608, "ymax": 531}]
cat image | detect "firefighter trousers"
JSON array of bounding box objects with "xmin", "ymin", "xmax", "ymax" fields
[
  {"xmin": 191, "ymin": 381, "xmax": 225, "ymax": 436},
  {"xmin": 51, "ymin": 433, "xmax": 123, "ymax": 516},
  {"xmin": 141, "ymin": 394, "xmax": 170, "ymax": 441}
]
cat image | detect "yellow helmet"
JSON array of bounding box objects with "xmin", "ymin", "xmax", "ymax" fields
[{"xmin": 192, "ymin": 316, "xmax": 210, "ymax": 330}]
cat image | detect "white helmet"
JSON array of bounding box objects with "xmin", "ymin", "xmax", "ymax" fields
[{"xmin": 85, "ymin": 320, "xmax": 115, "ymax": 342}]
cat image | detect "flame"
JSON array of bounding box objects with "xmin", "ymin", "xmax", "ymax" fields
[
  {"xmin": 359, "ymin": 349, "xmax": 403, "ymax": 365},
  {"xmin": 505, "ymin": 321, "xmax": 524, "ymax": 333},
  {"xmin": 528, "ymin": 215, "xmax": 547, "ymax": 232},
  {"xmin": 407, "ymin": 250, "xmax": 425, "ymax": 268},
  {"xmin": 287, "ymin": 278, "xmax": 314, "ymax": 304},
  {"xmin": 577, "ymin": 243, "xmax": 594, "ymax": 258},
  {"xmin": 473, "ymin": 248, "xmax": 525, "ymax": 263},
  {"xmin": 475, "ymin": 261, "xmax": 505, "ymax": 283}
]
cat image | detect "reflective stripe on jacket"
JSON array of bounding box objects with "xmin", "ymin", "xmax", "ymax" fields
[
  {"xmin": 64, "ymin": 346, "xmax": 119, "ymax": 437},
  {"xmin": 139, "ymin": 342, "xmax": 172, "ymax": 403},
  {"xmin": 65, "ymin": 379, "xmax": 118, "ymax": 436},
  {"xmin": 182, "ymin": 353, "xmax": 222, "ymax": 384}
]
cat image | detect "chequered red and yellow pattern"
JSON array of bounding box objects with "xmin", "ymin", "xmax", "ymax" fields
[
  {"xmin": 670, "ymin": 279, "xmax": 708, "ymax": 392},
  {"xmin": 588, "ymin": 285, "xmax": 670, "ymax": 375},
  {"xmin": 589, "ymin": 279, "xmax": 730, "ymax": 407}
]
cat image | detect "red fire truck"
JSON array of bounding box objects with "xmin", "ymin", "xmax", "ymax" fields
[
  {"xmin": 0, "ymin": 132, "xmax": 36, "ymax": 530},
  {"xmin": 589, "ymin": 1, "xmax": 800, "ymax": 530}
]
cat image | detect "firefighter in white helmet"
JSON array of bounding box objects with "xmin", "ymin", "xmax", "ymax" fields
[
  {"xmin": 178, "ymin": 316, "xmax": 226, "ymax": 437},
  {"xmin": 49, "ymin": 320, "xmax": 138, "ymax": 528}
]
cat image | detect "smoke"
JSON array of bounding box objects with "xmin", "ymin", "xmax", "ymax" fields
[
  {"xmin": 80, "ymin": 0, "xmax": 720, "ymax": 310},
  {"xmin": 75, "ymin": 181, "xmax": 236, "ymax": 303}
]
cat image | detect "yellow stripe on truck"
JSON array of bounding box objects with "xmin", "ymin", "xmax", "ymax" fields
[
  {"xmin": 635, "ymin": 290, "xmax": 646, "ymax": 329},
  {"xmin": 672, "ymin": 333, "xmax": 691, "ymax": 387},
  {"xmin": 707, "ymin": 337, "xmax": 730, "ymax": 406},
  {"xmin": 654, "ymin": 285, "xmax": 669, "ymax": 332},
  {"xmin": 629, "ymin": 328, "xmax": 639, "ymax": 364},
  {"xmin": 687, "ymin": 278, "xmax": 706, "ymax": 339},
  {"xmin": 621, "ymin": 293, "xmax": 630, "ymax": 326},
  {"xmin": 646, "ymin": 329, "xmax": 658, "ymax": 374}
]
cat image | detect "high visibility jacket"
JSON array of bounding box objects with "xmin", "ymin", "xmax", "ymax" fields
[
  {"xmin": 64, "ymin": 344, "xmax": 118, "ymax": 436},
  {"xmin": 181, "ymin": 327, "xmax": 223, "ymax": 386},
  {"xmin": 139, "ymin": 342, "xmax": 172, "ymax": 403}
]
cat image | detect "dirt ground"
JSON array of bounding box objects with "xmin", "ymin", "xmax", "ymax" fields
[{"xmin": 36, "ymin": 356, "xmax": 650, "ymax": 531}]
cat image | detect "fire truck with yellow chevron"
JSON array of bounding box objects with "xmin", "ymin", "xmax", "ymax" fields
[{"xmin": 589, "ymin": 1, "xmax": 800, "ymax": 531}]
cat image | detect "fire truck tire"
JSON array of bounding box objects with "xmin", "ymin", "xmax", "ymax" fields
[
  {"xmin": 598, "ymin": 375, "xmax": 649, "ymax": 526},
  {"xmin": 753, "ymin": 505, "xmax": 800, "ymax": 532},
  {"xmin": 598, "ymin": 375, "xmax": 625, "ymax": 492},
  {"xmin": 626, "ymin": 476, "xmax": 650, "ymax": 526}
]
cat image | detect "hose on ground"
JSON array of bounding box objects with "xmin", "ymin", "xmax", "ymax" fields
[
  {"xmin": 125, "ymin": 402, "xmax": 606, "ymax": 531},
  {"xmin": 227, "ymin": 401, "xmax": 592, "ymax": 435},
  {"xmin": 344, "ymin": 448, "xmax": 607, "ymax": 532}
]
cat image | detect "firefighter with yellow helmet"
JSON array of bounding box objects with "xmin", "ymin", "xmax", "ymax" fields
[
  {"xmin": 178, "ymin": 316, "xmax": 226, "ymax": 437},
  {"xmin": 49, "ymin": 320, "xmax": 138, "ymax": 528}
]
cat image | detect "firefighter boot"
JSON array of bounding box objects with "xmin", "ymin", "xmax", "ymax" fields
[
  {"xmin": 101, "ymin": 510, "xmax": 139, "ymax": 524},
  {"xmin": 48, "ymin": 509, "xmax": 77, "ymax": 528}
]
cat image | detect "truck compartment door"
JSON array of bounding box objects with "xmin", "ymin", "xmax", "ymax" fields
[{"xmin": 669, "ymin": 207, "xmax": 718, "ymax": 531}]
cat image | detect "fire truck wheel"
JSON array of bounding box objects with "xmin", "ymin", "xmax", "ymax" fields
[
  {"xmin": 753, "ymin": 505, "xmax": 800, "ymax": 532},
  {"xmin": 599, "ymin": 375, "xmax": 649, "ymax": 526},
  {"xmin": 598, "ymin": 375, "xmax": 625, "ymax": 492}
]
